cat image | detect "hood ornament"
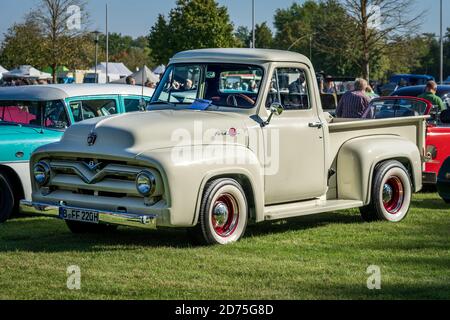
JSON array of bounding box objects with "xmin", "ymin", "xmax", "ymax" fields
[{"xmin": 87, "ymin": 132, "xmax": 97, "ymax": 146}]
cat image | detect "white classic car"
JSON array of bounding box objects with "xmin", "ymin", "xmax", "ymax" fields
[
  {"xmin": 21, "ymin": 49, "xmax": 427, "ymax": 245},
  {"xmin": 0, "ymin": 84, "xmax": 153, "ymax": 223}
]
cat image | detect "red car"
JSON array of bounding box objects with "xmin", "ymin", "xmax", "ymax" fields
[
  {"xmin": 424, "ymin": 111, "xmax": 450, "ymax": 184},
  {"xmin": 364, "ymin": 96, "xmax": 447, "ymax": 184}
]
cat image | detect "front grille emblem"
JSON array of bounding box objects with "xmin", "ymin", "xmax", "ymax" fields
[
  {"xmin": 87, "ymin": 132, "xmax": 97, "ymax": 146},
  {"xmin": 84, "ymin": 160, "xmax": 102, "ymax": 171}
]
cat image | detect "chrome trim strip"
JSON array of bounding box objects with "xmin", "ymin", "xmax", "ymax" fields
[
  {"xmin": 20, "ymin": 200, "xmax": 157, "ymax": 229},
  {"xmin": 49, "ymin": 160, "xmax": 141, "ymax": 185}
]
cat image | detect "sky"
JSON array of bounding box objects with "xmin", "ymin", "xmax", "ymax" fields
[{"xmin": 0, "ymin": 0, "xmax": 448, "ymax": 41}]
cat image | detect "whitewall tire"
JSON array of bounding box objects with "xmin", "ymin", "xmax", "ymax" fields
[
  {"xmin": 193, "ymin": 178, "xmax": 248, "ymax": 245},
  {"xmin": 360, "ymin": 160, "xmax": 412, "ymax": 222}
]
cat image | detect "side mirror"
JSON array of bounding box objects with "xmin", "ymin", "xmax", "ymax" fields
[
  {"xmin": 270, "ymin": 103, "xmax": 284, "ymax": 116},
  {"xmin": 262, "ymin": 103, "xmax": 284, "ymax": 127}
]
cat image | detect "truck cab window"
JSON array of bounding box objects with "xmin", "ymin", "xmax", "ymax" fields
[{"xmin": 267, "ymin": 68, "xmax": 310, "ymax": 110}]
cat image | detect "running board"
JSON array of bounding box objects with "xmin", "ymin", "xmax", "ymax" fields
[{"xmin": 264, "ymin": 199, "xmax": 364, "ymax": 221}]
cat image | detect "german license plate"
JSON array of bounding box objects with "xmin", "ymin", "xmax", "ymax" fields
[{"xmin": 59, "ymin": 207, "xmax": 99, "ymax": 224}]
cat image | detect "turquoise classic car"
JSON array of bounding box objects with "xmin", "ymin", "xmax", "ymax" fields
[{"xmin": 0, "ymin": 84, "xmax": 154, "ymax": 222}]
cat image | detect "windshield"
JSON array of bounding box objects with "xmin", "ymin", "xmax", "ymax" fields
[
  {"xmin": 364, "ymin": 98, "xmax": 429, "ymax": 119},
  {"xmin": 151, "ymin": 63, "xmax": 264, "ymax": 109},
  {"xmin": 0, "ymin": 100, "xmax": 69, "ymax": 130}
]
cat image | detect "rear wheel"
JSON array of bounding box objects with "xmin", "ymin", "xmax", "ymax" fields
[
  {"xmin": 360, "ymin": 160, "xmax": 412, "ymax": 222},
  {"xmin": 0, "ymin": 173, "xmax": 14, "ymax": 223},
  {"xmin": 190, "ymin": 178, "xmax": 248, "ymax": 245},
  {"xmin": 65, "ymin": 220, "xmax": 118, "ymax": 234}
]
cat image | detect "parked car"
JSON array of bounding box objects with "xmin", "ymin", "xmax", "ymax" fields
[
  {"xmin": 389, "ymin": 74, "xmax": 435, "ymax": 86},
  {"xmin": 0, "ymin": 84, "xmax": 154, "ymax": 222},
  {"xmin": 391, "ymin": 85, "xmax": 450, "ymax": 107},
  {"xmin": 363, "ymin": 96, "xmax": 433, "ymax": 119},
  {"xmin": 391, "ymin": 85, "xmax": 450, "ymax": 184},
  {"xmin": 380, "ymin": 74, "xmax": 435, "ymax": 96},
  {"xmin": 21, "ymin": 49, "xmax": 426, "ymax": 245}
]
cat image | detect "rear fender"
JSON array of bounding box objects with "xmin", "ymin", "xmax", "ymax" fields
[{"xmin": 337, "ymin": 136, "xmax": 422, "ymax": 204}]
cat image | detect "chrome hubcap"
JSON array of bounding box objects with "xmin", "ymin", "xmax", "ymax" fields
[
  {"xmin": 383, "ymin": 184, "xmax": 394, "ymax": 203},
  {"xmin": 382, "ymin": 176, "xmax": 404, "ymax": 214},
  {"xmin": 211, "ymin": 193, "xmax": 239, "ymax": 237},
  {"xmin": 212, "ymin": 202, "xmax": 229, "ymax": 228}
]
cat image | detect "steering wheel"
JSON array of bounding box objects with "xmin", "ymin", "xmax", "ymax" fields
[{"xmin": 226, "ymin": 94, "xmax": 255, "ymax": 107}]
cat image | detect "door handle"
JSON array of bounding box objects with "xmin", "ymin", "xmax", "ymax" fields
[{"xmin": 309, "ymin": 121, "xmax": 323, "ymax": 129}]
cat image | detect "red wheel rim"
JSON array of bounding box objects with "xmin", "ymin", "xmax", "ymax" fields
[
  {"xmin": 382, "ymin": 176, "xmax": 404, "ymax": 214},
  {"xmin": 211, "ymin": 193, "xmax": 239, "ymax": 237}
]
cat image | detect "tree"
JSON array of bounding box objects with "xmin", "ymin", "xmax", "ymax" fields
[
  {"xmin": 148, "ymin": 0, "xmax": 236, "ymax": 65},
  {"xmin": 112, "ymin": 47, "xmax": 154, "ymax": 71},
  {"xmin": 0, "ymin": 17, "xmax": 48, "ymax": 69},
  {"xmin": 255, "ymin": 22, "xmax": 273, "ymax": 48},
  {"xmin": 97, "ymin": 32, "xmax": 154, "ymax": 70},
  {"xmin": 99, "ymin": 33, "xmax": 134, "ymax": 58},
  {"xmin": 33, "ymin": 0, "xmax": 90, "ymax": 81},
  {"xmin": 234, "ymin": 26, "xmax": 251, "ymax": 48},
  {"xmin": 273, "ymin": 0, "xmax": 359, "ymax": 76},
  {"xmin": 234, "ymin": 23, "xmax": 273, "ymax": 49},
  {"xmin": 340, "ymin": 0, "xmax": 422, "ymax": 80}
]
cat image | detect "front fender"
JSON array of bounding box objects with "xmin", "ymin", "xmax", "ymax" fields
[
  {"xmin": 136, "ymin": 144, "xmax": 264, "ymax": 227},
  {"xmin": 337, "ymin": 135, "xmax": 422, "ymax": 204}
]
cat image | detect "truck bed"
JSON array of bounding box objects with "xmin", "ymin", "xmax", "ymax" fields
[{"xmin": 326, "ymin": 115, "xmax": 428, "ymax": 161}]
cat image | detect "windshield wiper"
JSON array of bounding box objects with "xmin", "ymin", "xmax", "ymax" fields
[{"xmin": 148, "ymin": 100, "xmax": 178, "ymax": 108}]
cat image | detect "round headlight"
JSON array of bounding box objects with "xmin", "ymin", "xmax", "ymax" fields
[
  {"xmin": 136, "ymin": 171, "xmax": 156, "ymax": 196},
  {"xmin": 33, "ymin": 161, "xmax": 51, "ymax": 186}
]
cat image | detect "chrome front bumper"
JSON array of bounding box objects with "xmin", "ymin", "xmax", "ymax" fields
[{"xmin": 19, "ymin": 200, "xmax": 157, "ymax": 229}]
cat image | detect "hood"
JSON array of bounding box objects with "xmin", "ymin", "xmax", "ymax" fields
[
  {"xmin": 59, "ymin": 110, "xmax": 248, "ymax": 156},
  {"xmin": 0, "ymin": 126, "xmax": 63, "ymax": 162}
]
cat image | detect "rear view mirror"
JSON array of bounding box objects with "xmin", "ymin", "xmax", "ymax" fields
[
  {"xmin": 262, "ymin": 103, "xmax": 284, "ymax": 127},
  {"xmin": 270, "ymin": 102, "xmax": 284, "ymax": 116}
]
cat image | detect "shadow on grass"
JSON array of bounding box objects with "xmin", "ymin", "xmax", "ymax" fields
[
  {"xmin": 309, "ymin": 282, "xmax": 450, "ymax": 300},
  {"xmin": 246, "ymin": 211, "xmax": 362, "ymax": 237},
  {"xmin": 0, "ymin": 211, "xmax": 363, "ymax": 253},
  {"xmin": 411, "ymin": 197, "xmax": 450, "ymax": 210}
]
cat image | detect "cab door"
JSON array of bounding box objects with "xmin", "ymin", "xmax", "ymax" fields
[{"xmin": 263, "ymin": 65, "xmax": 326, "ymax": 205}]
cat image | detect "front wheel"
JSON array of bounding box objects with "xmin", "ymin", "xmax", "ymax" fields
[
  {"xmin": 190, "ymin": 178, "xmax": 248, "ymax": 245},
  {"xmin": 360, "ymin": 160, "xmax": 412, "ymax": 222}
]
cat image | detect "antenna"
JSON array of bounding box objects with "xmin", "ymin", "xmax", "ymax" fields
[
  {"xmin": 140, "ymin": 65, "xmax": 146, "ymax": 111},
  {"xmin": 105, "ymin": 3, "xmax": 109, "ymax": 83}
]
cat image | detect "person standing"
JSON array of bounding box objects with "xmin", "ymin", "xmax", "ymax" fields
[
  {"xmin": 336, "ymin": 78, "xmax": 371, "ymax": 118},
  {"xmin": 418, "ymin": 81, "xmax": 446, "ymax": 111}
]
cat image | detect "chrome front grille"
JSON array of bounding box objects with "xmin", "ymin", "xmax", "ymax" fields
[{"xmin": 47, "ymin": 159, "xmax": 144, "ymax": 198}]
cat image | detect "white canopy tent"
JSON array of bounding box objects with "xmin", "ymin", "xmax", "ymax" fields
[
  {"xmin": 153, "ymin": 64, "xmax": 166, "ymax": 75},
  {"xmin": 0, "ymin": 65, "xmax": 8, "ymax": 80},
  {"xmin": 112, "ymin": 66, "xmax": 159, "ymax": 85},
  {"xmin": 92, "ymin": 62, "xmax": 132, "ymax": 78},
  {"xmin": 2, "ymin": 65, "xmax": 51, "ymax": 80}
]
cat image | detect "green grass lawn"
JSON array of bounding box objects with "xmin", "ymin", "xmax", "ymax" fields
[{"xmin": 0, "ymin": 193, "xmax": 449, "ymax": 300}]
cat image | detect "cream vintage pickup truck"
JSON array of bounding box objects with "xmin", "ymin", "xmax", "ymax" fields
[{"xmin": 21, "ymin": 49, "xmax": 427, "ymax": 245}]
